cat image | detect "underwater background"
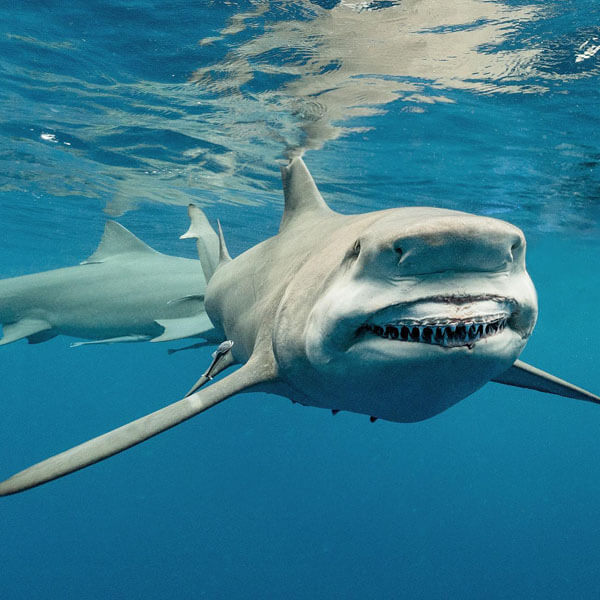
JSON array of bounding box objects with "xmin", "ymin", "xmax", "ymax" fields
[{"xmin": 1, "ymin": 1, "xmax": 599, "ymax": 598}]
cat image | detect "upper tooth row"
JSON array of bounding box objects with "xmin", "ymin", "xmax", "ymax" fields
[
  {"xmin": 362, "ymin": 318, "xmax": 508, "ymax": 345},
  {"xmin": 387, "ymin": 313, "xmax": 509, "ymax": 327}
]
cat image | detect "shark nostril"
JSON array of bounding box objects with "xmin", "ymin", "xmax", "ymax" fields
[
  {"xmin": 392, "ymin": 240, "xmax": 404, "ymax": 262},
  {"xmin": 510, "ymin": 237, "xmax": 523, "ymax": 259}
]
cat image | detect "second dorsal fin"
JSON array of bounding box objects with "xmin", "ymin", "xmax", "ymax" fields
[
  {"xmin": 81, "ymin": 221, "xmax": 158, "ymax": 264},
  {"xmin": 279, "ymin": 157, "xmax": 334, "ymax": 232}
]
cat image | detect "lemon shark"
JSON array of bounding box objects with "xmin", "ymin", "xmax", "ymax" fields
[
  {"xmin": 0, "ymin": 218, "xmax": 219, "ymax": 348},
  {"xmin": 1, "ymin": 157, "xmax": 598, "ymax": 495}
]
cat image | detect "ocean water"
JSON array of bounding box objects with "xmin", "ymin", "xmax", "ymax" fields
[{"xmin": 1, "ymin": 1, "xmax": 599, "ymax": 598}]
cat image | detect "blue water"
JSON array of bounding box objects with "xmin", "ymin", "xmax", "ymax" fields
[{"xmin": 1, "ymin": 1, "xmax": 599, "ymax": 598}]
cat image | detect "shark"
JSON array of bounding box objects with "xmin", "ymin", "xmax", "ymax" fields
[
  {"xmin": 0, "ymin": 218, "xmax": 218, "ymax": 348},
  {"xmin": 1, "ymin": 157, "xmax": 598, "ymax": 496}
]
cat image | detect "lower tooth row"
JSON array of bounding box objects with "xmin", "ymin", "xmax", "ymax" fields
[{"xmin": 363, "ymin": 319, "xmax": 508, "ymax": 345}]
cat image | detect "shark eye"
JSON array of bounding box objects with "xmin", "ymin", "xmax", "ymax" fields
[{"xmin": 352, "ymin": 240, "xmax": 361, "ymax": 256}]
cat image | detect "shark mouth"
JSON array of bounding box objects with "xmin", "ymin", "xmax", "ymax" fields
[{"xmin": 356, "ymin": 297, "xmax": 515, "ymax": 349}]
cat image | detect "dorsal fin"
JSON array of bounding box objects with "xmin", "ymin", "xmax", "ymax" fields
[
  {"xmin": 82, "ymin": 221, "xmax": 158, "ymax": 264},
  {"xmin": 180, "ymin": 204, "xmax": 219, "ymax": 280},
  {"xmin": 217, "ymin": 220, "xmax": 232, "ymax": 266},
  {"xmin": 279, "ymin": 156, "xmax": 334, "ymax": 232}
]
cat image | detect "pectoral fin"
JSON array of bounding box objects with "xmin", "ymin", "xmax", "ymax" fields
[
  {"xmin": 0, "ymin": 358, "xmax": 274, "ymax": 496},
  {"xmin": 151, "ymin": 313, "xmax": 216, "ymax": 343},
  {"xmin": 0, "ymin": 319, "xmax": 53, "ymax": 346},
  {"xmin": 492, "ymin": 359, "xmax": 600, "ymax": 404}
]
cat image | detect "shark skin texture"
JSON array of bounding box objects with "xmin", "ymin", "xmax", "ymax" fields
[
  {"xmin": 0, "ymin": 157, "xmax": 598, "ymax": 496},
  {"xmin": 0, "ymin": 219, "xmax": 218, "ymax": 348}
]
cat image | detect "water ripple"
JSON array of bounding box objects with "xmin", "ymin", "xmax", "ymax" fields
[{"xmin": 0, "ymin": 0, "xmax": 597, "ymax": 232}]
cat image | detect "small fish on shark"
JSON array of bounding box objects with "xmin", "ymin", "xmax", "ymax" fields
[
  {"xmin": 0, "ymin": 216, "xmax": 219, "ymax": 348},
  {"xmin": 0, "ymin": 157, "xmax": 598, "ymax": 496}
]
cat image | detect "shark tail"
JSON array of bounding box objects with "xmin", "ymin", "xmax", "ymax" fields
[{"xmin": 180, "ymin": 204, "xmax": 220, "ymax": 280}]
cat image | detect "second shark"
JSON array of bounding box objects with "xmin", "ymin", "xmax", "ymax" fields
[{"xmin": 0, "ymin": 215, "xmax": 219, "ymax": 347}]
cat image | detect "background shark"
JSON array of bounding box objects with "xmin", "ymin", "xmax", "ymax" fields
[
  {"xmin": 0, "ymin": 218, "xmax": 218, "ymax": 347},
  {"xmin": 0, "ymin": 157, "xmax": 598, "ymax": 495}
]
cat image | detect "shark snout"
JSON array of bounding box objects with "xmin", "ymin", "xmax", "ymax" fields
[{"xmin": 360, "ymin": 214, "xmax": 526, "ymax": 277}]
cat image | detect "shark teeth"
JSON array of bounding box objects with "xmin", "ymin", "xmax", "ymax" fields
[{"xmin": 359, "ymin": 315, "xmax": 509, "ymax": 348}]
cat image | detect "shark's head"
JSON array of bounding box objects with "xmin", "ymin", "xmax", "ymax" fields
[{"xmin": 274, "ymin": 206, "xmax": 537, "ymax": 422}]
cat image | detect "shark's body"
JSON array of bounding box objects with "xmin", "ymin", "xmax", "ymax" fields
[
  {"xmin": 206, "ymin": 194, "xmax": 536, "ymax": 422},
  {"xmin": 0, "ymin": 157, "xmax": 598, "ymax": 495},
  {"xmin": 0, "ymin": 221, "xmax": 218, "ymax": 347}
]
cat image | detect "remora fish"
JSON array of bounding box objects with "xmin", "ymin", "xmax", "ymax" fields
[
  {"xmin": 1, "ymin": 157, "xmax": 598, "ymax": 495},
  {"xmin": 0, "ymin": 218, "xmax": 218, "ymax": 347}
]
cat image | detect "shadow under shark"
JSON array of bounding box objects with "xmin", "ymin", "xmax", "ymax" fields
[
  {"xmin": 1, "ymin": 157, "xmax": 597, "ymax": 496},
  {"xmin": 0, "ymin": 218, "xmax": 218, "ymax": 347}
]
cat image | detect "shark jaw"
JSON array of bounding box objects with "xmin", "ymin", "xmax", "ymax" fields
[
  {"xmin": 355, "ymin": 295, "xmax": 516, "ymax": 350},
  {"xmin": 296, "ymin": 292, "xmax": 530, "ymax": 422},
  {"xmin": 297, "ymin": 271, "xmax": 537, "ymax": 422}
]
